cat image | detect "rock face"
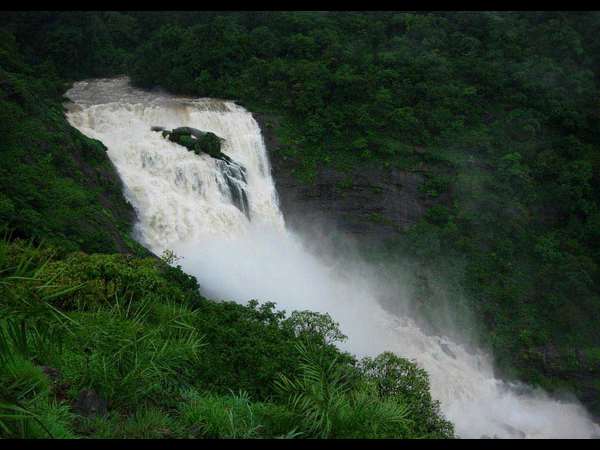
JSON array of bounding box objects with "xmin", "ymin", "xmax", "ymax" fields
[{"xmin": 254, "ymin": 113, "xmax": 447, "ymax": 244}]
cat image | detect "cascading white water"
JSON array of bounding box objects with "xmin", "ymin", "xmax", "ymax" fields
[
  {"xmin": 65, "ymin": 77, "xmax": 600, "ymax": 439},
  {"xmin": 65, "ymin": 77, "xmax": 284, "ymax": 251}
]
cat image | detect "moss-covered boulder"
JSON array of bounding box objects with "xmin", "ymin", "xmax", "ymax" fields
[{"xmin": 160, "ymin": 126, "xmax": 228, "ymax": 161}]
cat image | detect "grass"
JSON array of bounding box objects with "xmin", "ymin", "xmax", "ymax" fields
[{"xmin": 0, "ymin": 238, "xmax": 454, "ymax": 439}]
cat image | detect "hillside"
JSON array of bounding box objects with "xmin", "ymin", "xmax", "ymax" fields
[{"xmin": 1, "ymin": 10, "xmax": 600, "ymax": 434}]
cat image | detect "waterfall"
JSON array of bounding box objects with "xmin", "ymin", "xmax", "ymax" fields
[
  {"xmin": 65, "ymin": 77, "xmax": 600, "ymax": 439},
  {"xmin": 65, "ymin": 77, "xmax": 283, "ymax": 251}
]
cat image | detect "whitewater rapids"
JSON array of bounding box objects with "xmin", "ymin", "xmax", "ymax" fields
[{"xmin": 65, "ymin": 77, "xmax": 600, "ymax": 439}]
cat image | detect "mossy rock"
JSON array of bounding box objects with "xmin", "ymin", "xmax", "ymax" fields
[{"xmin": 161, "ymin": 127, "xmax": 227, "ymax": 161}]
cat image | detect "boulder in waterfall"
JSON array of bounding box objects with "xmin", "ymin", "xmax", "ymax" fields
[
  {"xmin": 161, "ymin": 126, "xmax": 227, "ymax": 160},
  {"xmin": 169, "ymin": 126, "xmax": 210, "ymax": 140},
  {"xmin": 160, "ymin": 126, "xmax": 250, "ymax": 219},
  {"xmin": 151, "ymin": 126, "xmax": 165, "ymax": 132}
]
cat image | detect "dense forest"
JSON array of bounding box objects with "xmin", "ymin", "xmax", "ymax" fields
[{"xmin": 2, "ymin": 10, "xmax": 600, "ymax": 437}]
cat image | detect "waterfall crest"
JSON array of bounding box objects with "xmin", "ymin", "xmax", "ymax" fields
[
  {"xmin": 65, "ymin": 77, "xmax": 283, "ymax": 252},
  {"xmin": 65, "ymin": 77, "xmax": 600, "ymax": 439}
]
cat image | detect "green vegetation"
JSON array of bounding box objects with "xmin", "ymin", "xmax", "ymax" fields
[
  {"xmin": 0, "ymin": 28, "xmax": 143, "ymax": 255},
  {"xmin": 0, "ymin": 239, "xmax": 453, "ymax": 438},
  {"xmin": 162, "ymin": 127, "xmax": 226, "ymax": 160},
  {"xmin": 2, "ymin": 10, "xmax": 600, "ymax": 426}
]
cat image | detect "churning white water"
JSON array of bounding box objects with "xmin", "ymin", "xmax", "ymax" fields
[{"xmin": 65, "ymin": 77, "xmax": 600, "ymax": 439}]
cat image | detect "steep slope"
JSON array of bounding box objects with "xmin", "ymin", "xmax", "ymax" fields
[{"xmin": 0, "ymin": 30, "xmax": 142, "ymax": 255}]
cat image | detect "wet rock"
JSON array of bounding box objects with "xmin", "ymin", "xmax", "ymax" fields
[
  {"xmin": 73, "ymin": 389, "xmax": 108, "ymax": 418},
  {"xmin": 161, "ymin": 126, "xmax": 250, "ymax": 218},
  {"xmin": 170, "ymin": 126, "xmax": 210, "ymax": 139},
  {"xmin": 223, "ymin": 168, "xmax": 250, "ymax": 219},
  {"xmin": 151, "ymin": 126, "xmax": 165, "ymax": 132},
  {"xmin": 216, "ymin": 159, "xmax": 250, "ymax": 219},
  {"xmin": 161, "ymin": 127, "xmax": 226, "ymax": 160}
]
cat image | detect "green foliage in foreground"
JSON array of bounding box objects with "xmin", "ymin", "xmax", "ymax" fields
[{"xmin": 0, "ymin": 239, "xmax": 454, "ymax": 438}]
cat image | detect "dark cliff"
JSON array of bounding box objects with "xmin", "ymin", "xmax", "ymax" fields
[{"xmin": 255, "ymin": 112, "xmax": 448, "ymax": 245}]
